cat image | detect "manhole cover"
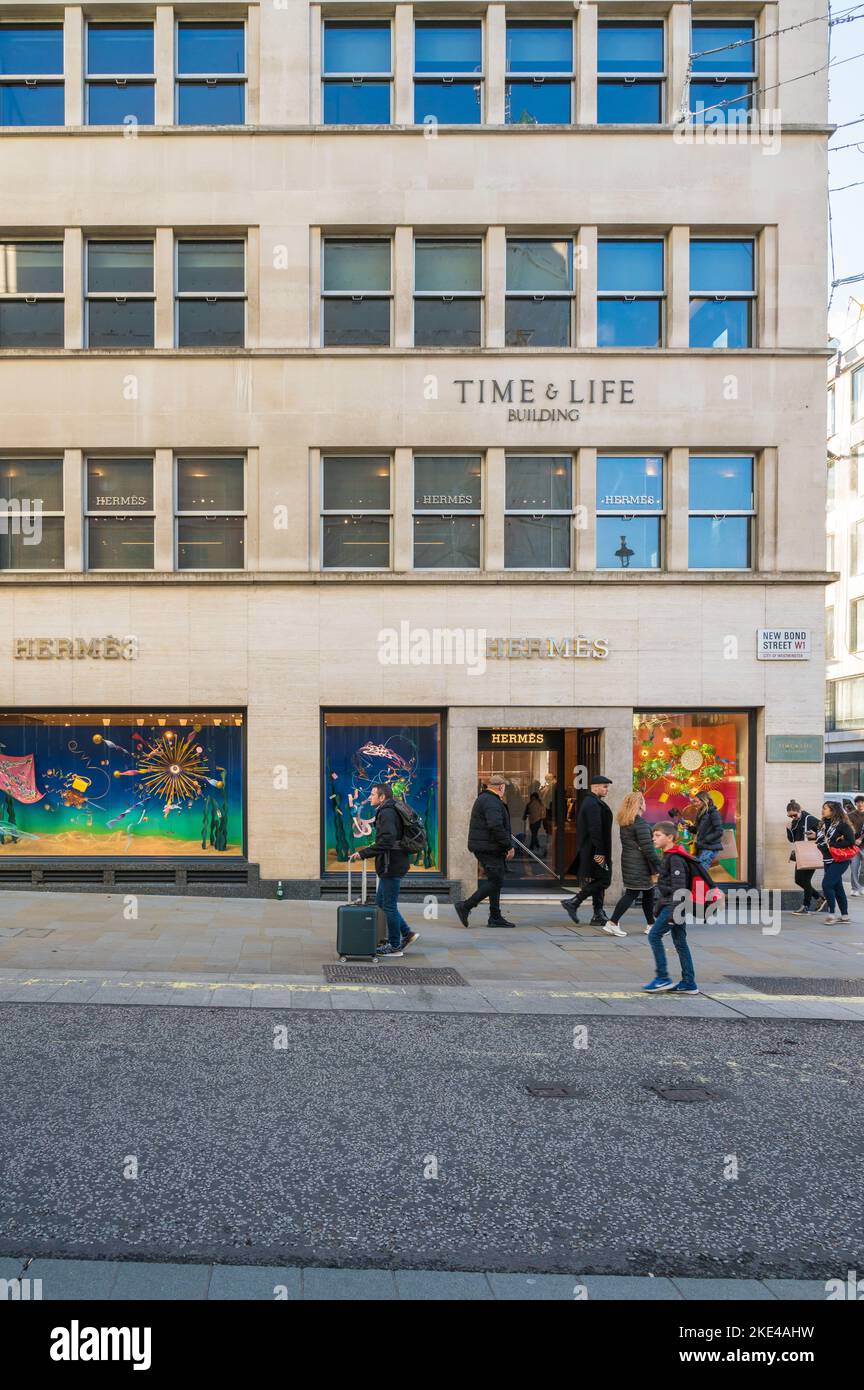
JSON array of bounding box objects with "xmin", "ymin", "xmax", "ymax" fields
[
  {"xmin": 727, "ymin": 975, "xmax": 864, "ymax": 996},
  {"xmin": 323, "ymin": 964, "xmax": 467, "ymax": 987},
  {"xmin": 645, "ymin": 1084, "xmax": 731, "ymax": 1103},
  {"xmin": 526, "ymin": 1084, "xmax": 590, "ymax": 1099}
]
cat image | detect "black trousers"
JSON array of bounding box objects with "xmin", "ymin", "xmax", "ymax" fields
[
  {"xmin": 570, "ymin": 872, "xmax": 610, "ymax": 914},
  {"xmin": 464, "ymin": 856, "xmax": 506, "ymax": 920},
  {"xmin": 610, "ymin": 887, "xmax": 656, "ymax": 925},
  {"xmin": 794, "ymin": 867, "xmax": 817, "ymax": 907}
]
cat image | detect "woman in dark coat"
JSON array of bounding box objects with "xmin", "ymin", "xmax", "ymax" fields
[
  {"xmin": 691, "ymin": 791, "xmax": 724, "ymax": 871},
  {"xmin": 605, "ymin": 791, "xmax": 662, "ymax": 938}
]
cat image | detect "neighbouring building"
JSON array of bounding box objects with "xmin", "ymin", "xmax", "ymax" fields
[{"xmin": 0, "ymin": 1, "xmax": 830, "ymax": 900}]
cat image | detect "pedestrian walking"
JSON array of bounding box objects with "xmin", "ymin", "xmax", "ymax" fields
[
  {"xmin": 690, "ymin": 790, "xmax": 724, "ymax": 873},
  {"xmin": 846, "ymin": 795, "xmax": 864, "ymax": 895},
  {"xmin": 785, "ymin": 799, "xmax": 823, "ymax": 914},
  {"xmin": 349, "ymin": 782, "xmax": 419, "ymax": 956},
  {"xmin": 522, "ymin": 792, "xmax": 546, "ymax": 852},
  {"xmin": 642, "ymin": 820, "xmax": 713, "ymax": 995},
  {"xmin": 604, "ymin": 791, "xmax": 661, "ymax": 938},
  {"xmin": 813, "ymin": 801, "xmax": 857, "ymax": 924},
  {"xmin": 561, "ymin": 774, "xmax": 614, "ymax": 925},
  {"xmin": 454, "ymin": 775, "xmax": 517, "ymax": 929}
]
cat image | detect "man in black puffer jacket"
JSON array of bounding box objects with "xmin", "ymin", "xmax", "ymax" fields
[
  {"xmin": 454, "ymin": 775, "xmax": 516, "ymax": 929},
  {"xmin": 350, "ymin": 783, "xmax": 417, "ymax": 957}
]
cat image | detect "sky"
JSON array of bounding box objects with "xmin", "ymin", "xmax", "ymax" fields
[{"xmin": 827, "ymin": 4, "xmax": 864, "ymax": 338}]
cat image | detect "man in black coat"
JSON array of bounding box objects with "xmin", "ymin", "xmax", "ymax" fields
[
  {"xmin": 454, "ymin": 774, "xmax": 517, "ymax": 928},
  {"xmin": 562, "ymin": 775, "xmax": 614, "ymax": 925},
  {"xmin": 350, "ymin": 783, "xmax": 418, "ymax": 957}
]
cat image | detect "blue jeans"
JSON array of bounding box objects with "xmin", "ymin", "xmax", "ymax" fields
[
  {"xmin": 696, "ymin": 848, "xmax": 717, "ymax": 872},
  {"xmin": 821, "ymin": 859, "xmax": 850, "ymax": 915},
  {"xmin": 376, "ymin": 875, "xmax": 409, "ymax": 949},
  {"xmin": 648, "ymin": 905, "xmax": 697, "ymax": 988}
]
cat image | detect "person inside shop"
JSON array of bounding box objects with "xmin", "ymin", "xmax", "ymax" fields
[
  {"xmin": 350, "ymin": 782, "xmax": 419, "ymax": 957},
  {"xmin": 561, "ymin": 774, "xmax": 614, "ymax": 926},
  {"xmin": 454, "ymin": 774, "xmax": 517, "ymax": 929},
  {"xmin": 785, "ymin": 799, "xmax": 824, "ymax": 915},
  {"xmin": 522, "ymin": 792, "xmax": 547, "ymax": 852}
]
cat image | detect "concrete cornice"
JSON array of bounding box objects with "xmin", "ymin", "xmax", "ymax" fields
[
  {"xmin": 0, "ymin": 571, "xmax": 835, "ymax": 587},
  {"xmin": 0, "ymin": 347, "xmax": 833, "ymax": 360},
  {"xmin": 0, "ymin": 124, "xmax": 835, "ymax": 137}
]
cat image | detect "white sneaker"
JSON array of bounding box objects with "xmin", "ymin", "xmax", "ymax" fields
[
  {"xmin": 823, "ymin": 914, "xmax": 839, "ymax": 924},
  {"xmin": 841, "ymin": 914, "xmax": 851, "ymax": 922},
  {"xmin": 603, "ymin": 922, "xmax": 626, "ymax": 938},
  {"xmin": 644, "ymin": 924, "xmax": 652, "ymax": 934}
]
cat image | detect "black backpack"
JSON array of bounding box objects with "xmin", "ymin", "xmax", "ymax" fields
[{"xmin": 392, "ymin": 799, "xmax": 427, "ymax": 855}]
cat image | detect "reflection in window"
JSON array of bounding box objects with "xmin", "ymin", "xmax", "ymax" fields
[
  {"xmin": 690, "ymin": 22, "xmax": 755, "ymax": 125},
  {"xmin": 0, "ymin": 23, "xmax": 64, "ymax": 126},
  {"xmin": 323, "ymin": 21, "xmax": 391, "ymax": 124},
  {"xmin": 506, "ymin": 239, "xmax": 573, "ymax": 347},
  {"xmin": 86, "ymin": 22, "xmax": 154, "ymax": 126},
  {"xmin": 414, "ymin": 238, "xmax": 482, "ymax": 347},
  {"xmin": 321, "ymin": 455, "xmax": 391, "ymax": 569},
  {"xmin": 413, "ymin": 455, "xmax": 482, "ymax": 568},
  {"xmin": 505, "ymin": 21, "xmax": 573, "ymax": 125},
  {"xmin": 688, "ymin": 455, "xmax": 754, "ymax": 569},
  {"xmin": 598, "ymin": 239, "xmax": 664, "ymax": 347},
  {"xmin": 596, "ymin": 455, "xmax": 664, "ymax": 570},
  {"xmin": 689, "ymin": 239, "xmax": 754, "ymax": 348},
  {"xmin": 597, "ymin": 22, "xmax": 664, "ymax": 124},
  {"xmin": 0, "ymin": 241, "xmax": 64, "ymax": 347},
  {"xmin": 86, "ymin": 457, "xmax": 154, "ymax": 570},
  {"xmin": 176, "ymin": 22, "xmax": 245, "ymax": 124},
  {"xmin": 414, "ymin": 21, "xmax": 482, "ymax": 124}
]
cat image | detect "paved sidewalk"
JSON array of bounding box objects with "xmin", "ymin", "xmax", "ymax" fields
[{"xmin": 0, "ymin": 1256, "xmax": 830, "ymax": 1301}]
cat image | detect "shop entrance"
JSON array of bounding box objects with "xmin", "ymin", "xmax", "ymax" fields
[{"xmin": 477, "ymin": 728, "xmax": 601, "ymax": 887}]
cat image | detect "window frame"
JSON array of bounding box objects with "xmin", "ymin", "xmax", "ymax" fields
[
  {"xmin": 0, "ymin": 454, "xmax": 65, "ymax": 572},
  {"xmin": 413, "ymin": 18, "xmax": 485, "ymax": 125},
  {"xmin": 689, "ymin": 235, "xmax": 757, "ymax": 349},
  {"xmin": 853, "ymin": 366, "xmax": 864, "ymax": 422},
  {"xmin": 412, "ymin": 452, "xmax": 483, "ymax": 571},
  {"xmin": 84, "ymin": 454, "xmax": 155, "ymax": 573},
  {"xmin": 84, "ymin": 20, "xmax": 155, "ymax": 126},
  {"xmin": 413, "ymin": 235, "xmax": 484, "ymax": 347},
  {"xmin": 0, "ymin": 238, "xmax": 64, "ymax": 347},
  {"xmin": 595, "ymin": 452, "xmax": 665, "ymax": 572},
  {"xmin": 174, "ymin": 453, "xmax": 246, "ymax": 572},
  {"xmin": 320, "ymin": 453, "xmax": 393, "ymax": 572},
  {"xmin": 320, "ymin": 236, "xmax": 392, "ymax": 347},
  {"xmin": 84, "ymin": 237, "xmax": 155, "ymax": 349},
  {"xmin": 597, "ymin": 235, "xmax": 666, "ymax": 348},
  {"xmin": 321, "ymin": 17, "xmax": 393, "ymax": 125},
  {"xmin": 687, "ymin": 452, "xmax": 756, "ymax": 572},
  {"xmin": 505, "ymin": 236, "xmax": 574, "ymax": 348},
  {"xmin": 0, "ymin": 21, "xmax": 65, "ymax": 126},
  {"xmin": 850, "ymin": 596, "xmax": 864, "ymax": 655},
  {"xmin": 504, "ymin": 452, "xmax": 574, "ymax": 571},
  {"xmin": 596, "ymin": 19, "xmax": 666, "ymax": 124},
  {"xmin": 174, "ymin": 237, "xmax": 247, "ymax": 349},
  {"xmin": 174, "ymin": 18, "xmax": 247, "ymax": 125},
  {"xmin": 504, "ymin": 18, "xmax": 574, "ymax": 125}
]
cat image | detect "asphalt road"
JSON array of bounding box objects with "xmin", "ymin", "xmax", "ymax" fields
[{"xmin": 0, "ymin": 1003, "xmax": 862, "ymax": 1278}]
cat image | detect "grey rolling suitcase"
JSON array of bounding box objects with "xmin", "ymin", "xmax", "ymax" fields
[{"xmin": 337, "ymin": 861, "xmax": 387, "ymax": 961}]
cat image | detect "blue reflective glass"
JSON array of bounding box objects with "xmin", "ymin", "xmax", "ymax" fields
[
  {"xmin": 87, "ymin": 23, "xmax": 153, "ymax": 75},
  {"xmin": 87, "ymin": 83, "xmax": 154, "ymax": 126},
  {"xmin": 506, "ymin": 23, "xmax": 572, "ymax": 73},
  {"xmin": 598, "ymin": 81, "xmax": 662, "ymax": 123},
  {"xmin": 177, "ymin": 82, "xmax": 244, "ymax": 124},
  {"xmin": 598, "ymin": 299, "xmax": 661, "ymax": 348},
  {"xmin": 597, "ymin": 516, "xmax": 660, "ymax": 569},
  {"xmin": 323, "ymin": 81, "xmax": 390, "ymax": 124},
  {"xmin": 689, "ymin": 299, "xmax": 751, "ymax": 349},
  {"xmin": 597, "ymin": 23, "xmax": 663, "ymax": 73},
  {"xmin": 506, "ymin": 82, "xmax": 570, "ymax": 124},
  {"xmin": 0, "ymin": 83, "xmax": 64, "ymax": 125},
  {"xmin": 598, "ymin": 240, "xmax": 664, "ymax": 291},
  {"xmin": 596, "ymin": 457, "xmax": 663, "ymax": 512},
  {"xmin": 324, "ymin": 22, "xmax": 390, "ymax": 74},
  {"xmin": 177, "ymin": 23, "xmax": 244, "ymax": 74},
  {"xmin": 414, "ymin": 81, "xmax": 481, "ymax": 124},
  {"xmin": 0, "ymin": 24, "xmax": 63, "ymax": 74},
  {"xmin": 691, "ymin": 23, "xmax": 755, "ymax": 74},
  {"xmin": 415, "ymin": 22, "xmax": 481, "ymax": 73},
  {"xmin": 690, "ymin": 240, "xmax": 753, "ymax": 292},
  {"xmin": 690, "ymin": 81, "xmax": 752, "ymax": 122},
  {"xmin": 688, "ymin": 516, "xmax": 750, "ymax": 569},
  {"xmin": 689, "ymin": 456, "xmax": 753, "ymax": 512}
]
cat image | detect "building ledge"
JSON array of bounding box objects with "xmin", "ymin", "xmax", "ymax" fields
[
  {"xmin": 0, "ymin": 123, "xmax": 834, "ymax": 137},
  {"xmin": 0, "ymin": 346, "xmax": 833, "ymax": 359},
  {"xmin": 0, "ymin": 570, "xmax": 835, "ymax": 586}
]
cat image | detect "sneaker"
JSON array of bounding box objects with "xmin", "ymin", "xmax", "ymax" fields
[
  {"xmin": 644, "ymin": 924, "xmax": 652, "ymax": 934},
  {"xmin": 642, "ymin": 977, "xmax": 674, "ymax": 993},
  {"xmin": 603, "ymin": 922, "xmax": 627, "ymax": 938},
  {"xmin": 791, "ymin": 906, "xmax": 810, "ymax": 915},
  {"xmin": 589, "ymin": 912, "xmax": 608, "ymax": 926},
  {"xmin": 453, "ymin": 901, "xmax": 471, "ymax": 928},
  {"xmin": 401, "ymin": 931, "xmax": 419, "ymax": 949},
  {"xmin": 812, "ymin": 896, "xmax": 826, "ymax": 912},
  {"xmin": 487, "ymin": 917, "xmax": 516, "ymax": 928},
  {"xmin": 840, "ymin": 914, "xmax": 851, "ymax": 923},
  {"xmin": 376, "ymin": 943, "xmax": 404, "ymax": 957},
  {"xmin": 823, "ymin": 914, "xmax": 838, "ymax": 925},
  {"xmin": 562, "ymin": 898, "xmax": 582, "ymax": 925},
  {"xmin": 669, "ymin": 982, "xmax": 700, "ymax": 995}
]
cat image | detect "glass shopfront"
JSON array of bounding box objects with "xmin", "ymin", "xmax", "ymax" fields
[{"xmin": 0, "ymin": 711, "xmax": 244, "ymax": 856}]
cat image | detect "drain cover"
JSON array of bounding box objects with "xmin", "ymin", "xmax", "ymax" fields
[
  {"xmin": 323, "ymin": 964, "xmax": 467, "ymax": 986},
  {"xmin": 727, "ymin": 975, "xmax": 864, "ymax": 996},
  {"xmin": 646, "ymin": 1084, "xmax": 730, "ymax": 1103},
  {"xmin": 526, "ymin": 1084, "xmax": 589, "ymax": 1099}
]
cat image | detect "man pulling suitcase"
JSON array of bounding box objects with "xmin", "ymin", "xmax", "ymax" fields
[{"xmin": 350, "ymin": 782, "xmax": 420, "ymax": 957}]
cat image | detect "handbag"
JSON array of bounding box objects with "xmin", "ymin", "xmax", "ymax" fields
[
  {"xmin": 829, "ymin": 845, "xmax": 859, "ymax": 862},
  {"xmin": 794, "ymin": 840, "xmax": 824, "ymax": 870}
]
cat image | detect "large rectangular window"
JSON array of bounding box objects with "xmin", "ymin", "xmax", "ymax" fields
[
  {"xmin": 690, "ymin": 239, "xmax": 755, "ymax": 348},
  {"xmin": 690, "ymin": 21, "xmax": 756, "ymax": 124},
  {"xmin": 0, "ymin": 241, "xmax": 64, "ymax": 347},
  {"xmin": 845, "ymin": 598, "xmax": 864, "ymax": 655},
  {"xmin": 176, "ymin": 240, "xmax": 245, "ymax": 347},
  {"xmin": 413, "ymin": 455, "xmax": 482, "ymax": 569},
  {"xmin": 86, "ymin": 240, "xmax": 154, "ymax": 349},
  {"xmin": 176, "ymin": 21, "xmax": 245, "ymax": 124},
  {"xmin": 85, "ymin": 456, "xmax": 154, "ymax": 570},
  {"xmin": 506, "ymin": 238, "xmax": 573, "ymax": 347},
  {"xmin": 323, "ymin": 20, "xmax": 391, "ymax": 123},
  {"xmin": 596, "ymin": 455, "xmax": 664, "ymax": 570},
  {"xmin": 634, "ymin": 711, "xmax": 751, "ymax": 881},
  {"xmin": 175, "ymin": 455, "xmax": 245, "ymax": 570},
  {"xmin": 0, "ymin": 23, "xmax": 64, "ymax": 125},
  {"xmin": 86, "ymin": 22, "xmax": 154, "ymax": 126},
  {"xmin": 505, "ymin": 21, "xmax": 573, "ymax": 124},
  {"xmin": 321, "ymin": 455, "xmax": 391, "ymax": 570},
  {"xmin": 597, "ymin": 239, "xmax": 664, "ymax": 347},
  {"xmin": 0, "ymin": 457, "xmax": 64, "ymax": 570},
  {"xmin": 688, "ymin": 455, "xmax": 755, "ymax": 570},
  {"xmin": 414, "ymin": 238, "xmax": 482, "ymax": 347},
  {"xmin": 851, "ymin": 519, "xmax": 864, "ymax": 577},
  {"xmin": 829, "ymin": 679, "xmax": 864, "ymax": 732},
  {"xmin": 322, "ymin": 239, "xmax": 391, "ymax": 346},
  {"xmin": 597, "ymin": 21, "xmax": 664, "ymax": 124},
  {"xmin": 0, "ymin": 712, "xmax": 244, "ymax": 857},
  {"xmin": 323, "ymin": 711, "xmax": 442, "ymax": 873},
  {"xmin": 414, "ymin": 21, "xmax": 482, "ymax": 124},
  {"xmin": 505, "ymin": 455, "xmax": 572, "ymax": 569}
]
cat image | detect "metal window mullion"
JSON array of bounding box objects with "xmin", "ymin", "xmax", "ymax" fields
[
  {"xmin": 85, "ymin": 74, "xmax": 156, "ymax": 83},
  {"xmin": 599, "ymin": 71, "xmax": 666, "ymax": 81},
  {"xmin": 323, "ymin": 71, "xmax": 393, "ymax": 81},
  {"xmin": 1, "ymin": 294, "xmax": 64, "ymax": 302},
  {"xmin": 0, "ymin": 76, "xmax": 64, "ymax": 84}
]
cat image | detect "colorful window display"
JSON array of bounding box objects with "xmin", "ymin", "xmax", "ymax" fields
[
  {"xmin": 0, "ymin": 712, "xmax": 244, "ymax": 856},
  {"xmin": 633, "ymin": 711, "xmax": 750, "ymax": 881},
  {"xmin": 323, "ymin": 711, "xmax": 442, "ymax": 873}
]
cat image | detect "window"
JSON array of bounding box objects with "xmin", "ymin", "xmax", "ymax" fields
[
  {"xmin": 323, "ymin": 20, "xmax": 391, "ymax": 124},
  {"xmin": 505, "ymin": 21, "xmax": 573, "ymax": 125},
  {"xmin": 414, "ymin": 21, "xmax": 482, "ymax": 125},
  {"xmin": 853, "ymin": 366, "xmax": 864, "ymax": 422},
  {"xmin": 0, "ymin": 241, "xmax": 63, "ymax": 347},
  {"xmin": 597, "ymin": 22, "xmax": 664, "ymax": 124},
  {"xmin": 0, "ymin": 23, "xmax": 64, "ymax": 126},
  {"xmin": 850, "ymin": 598, "xmax": 864, "ymax": 654},
  {"xmin": 321, "ymin": 455, "xmax": 391, "ymax": 569},
  {"xmin": 176, "ymin": 456, "xmax": 244, "ymax": 570},
  {"xmin": 596, "ymin": 455, "xmax": 663, "ymax": 570},
  {"xmin": 689, "ymin": 239, "xmax": 755, "ymax": 348},
  {"xmin": 690, "ymin": 21, "xmax": 756, "ymax": 124},
  {"xmin": 826, "ymin": 606, "xmax": 835, "ymax": 661},
  {"xmin": 0, "ymin": 458, "xmax": 64, "ymax": 570},
  {"xmin": 828, "ymin": 387, "xmax": 836, "ymax": 438},
  {"xmin": 506, "ymin": 239, "xmax": 573, "ymax": 347},
  {"xmin": 85, "ymin": 240, "xmax": 154, "ymax": 348},
  {"xmin": 176, "ymin": 21, "xmax": 245, "ymax": 124},
  {"xmin": 176, "ymin": 240, "xmax": 245, "ymax": 347},
  {"xmin": 414, "ymin": 239, "xmax": 482, "ymax": 347},
  {"xmin": 597, "ymin": 239, "xmax": 664, "ymax": 347},
  {"xmin": 413, "ymin": 455, "xmax": 482, "ymax": 569},
  {"xmin": 852, "ymin": 520, "xmax": 864, "ymax": 577},
  {"xmin": 85, "ymin": 457, "xmax": 154, "ymax": 570},
  {"xmin": 831, "ymin": 678, "xmax": 864, "ymax": 731},
  {"xmin": 322, "ymin": 239, "xmax": 391, "ymax": 346},
  {"xmin": 505, "ymin": 455, "xmax": 572, "ymax": 569},
  {"xmin": 86, "ymin": 22, "xmax": 154, "ymax": 126},
  {"xmin": 688, "ymin": 455, "xmax": 755, "ymax": 570}
]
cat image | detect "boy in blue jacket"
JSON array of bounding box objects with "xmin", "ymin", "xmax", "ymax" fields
[{"xmin": 642, "ymin": 819, "xmax": 714, "ymax": 996}]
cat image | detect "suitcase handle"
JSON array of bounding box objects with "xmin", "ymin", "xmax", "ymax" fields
[{"xmin": 347, "ymin": 857, "xmax": 376, "ymax": 904}]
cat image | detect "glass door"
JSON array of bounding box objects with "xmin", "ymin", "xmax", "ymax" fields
[{"xmin": 477, "ymin": 730, "xmax": 562, "ymax": 883}]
